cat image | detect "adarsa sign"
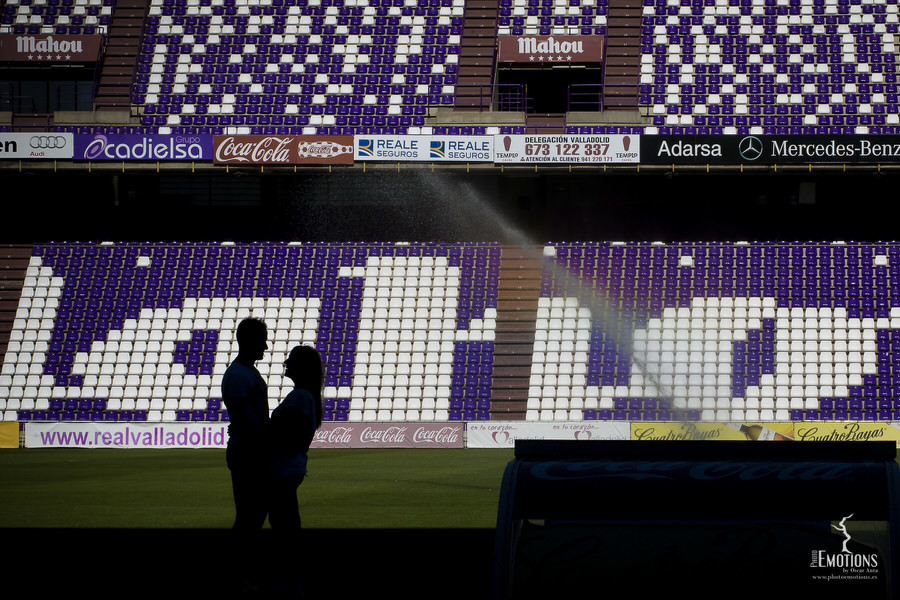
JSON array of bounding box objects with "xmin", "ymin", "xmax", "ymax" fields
[{"xmin": 213, "ymin": 135, "xmax": 354, "ymax": 165}]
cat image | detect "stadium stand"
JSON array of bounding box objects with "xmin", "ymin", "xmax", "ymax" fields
[
  {"xmin": 3, "ymin": 0, "xmax": 895, "ymax": 135},
  {"xmin": 639, "ymin": 0, "xmax": 900, "ymax": 135},
  {"xmin": 1, "ymin": 0, "xmax": 114, "ymax": 35},
  {"xmin": 4, "ymin": 3, "xmax": 900, "ymax": 426},
  {"xmin": 2, "ymin": 239, "xmax": 900, "ymax": 426},
  {"xmin": 0, "ymin": 241, "xmax": 501, "ymax": 424}
]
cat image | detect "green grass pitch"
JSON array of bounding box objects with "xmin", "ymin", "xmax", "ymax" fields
[{"xmin": 0, "ymin": 448, "xmax": 515, "ymax": 529}]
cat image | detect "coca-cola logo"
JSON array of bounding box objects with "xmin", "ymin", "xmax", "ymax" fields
[
  {"xmin": 314, "ymin": 426, "xmax": 354, "ymax": 445},
  {"xmin": 214, "ymin": 135, "xmax": 292, "ymax": 163},
  {"xmin": 360, "ymin": 426, "xmax": 408, "ymax": 444},
  {"xmin": 297, "ymin": 141, "xmax": 353, "ymax": 158},
  {"xmin": 213, "ymin": 135, "xmax": 354, "ymax": 164},
  {"xmin": 311, "ymin": 423, "xmax": 464, "ymax": 448},
  {"xmin": 413, "ymin": 426, "xmax": 460, "ymax": 445}
]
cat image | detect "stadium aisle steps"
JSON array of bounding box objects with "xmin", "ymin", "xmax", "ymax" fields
[
  {"xmin": 95, "ymin": 0, "xmax": 148, "ymax": 111},
  {"xmin": 491, "ymin": 245, "xmax": 542, "ymax": 418},
  {"xmin": 455, "ymin": 0, "xmax": 500, "ymax": 111}
]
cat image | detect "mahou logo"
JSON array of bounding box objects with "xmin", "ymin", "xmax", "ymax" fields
[
  {"xmin": 0, "ymin": 33, "xmax": 103, "ymax": 63},
  {"xmin": 498, "ymin": 34, "xmax": 605, "ymax": 64}
]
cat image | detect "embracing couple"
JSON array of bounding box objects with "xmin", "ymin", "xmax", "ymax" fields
[{"xmin": 220, "ymin": 317, "xmax": 323, "ymax": 593}]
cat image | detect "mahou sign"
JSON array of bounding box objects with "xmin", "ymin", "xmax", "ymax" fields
[
  {"xmin": 0, "ymin": 34, "xmax": 103, "ymax": 63},
  {"xmin": 498, "ymin": 35, "xmax": 605, "ymax": 64},
  {"xmin": 213, "ymin": 135, "xmax": 354, "ymax": 165},
  {"xmin": 311, "ymin": 423, "xmax": 464, "ymax": 449}
]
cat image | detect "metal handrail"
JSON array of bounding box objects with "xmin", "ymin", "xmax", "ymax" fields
[
  {"xmin": 56, "ymin": 80, "xmax": 96, "ymax": 112},
  {"xmin": 568, "ymin": 83, "xmax": 643, "ymax": 112},
  {"xmin": 452, "ymin": 83, "xmax": 528, "ymax": 112},
  {"xmin": 567, "ymin": 83, "xmax": 604, "ymax": 112},
  {"xmin": 1, "ymin": 94, "xmax": 38, "ymax": 114}
]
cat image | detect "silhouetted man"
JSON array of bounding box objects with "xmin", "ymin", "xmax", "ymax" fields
[{"xmin": 222, "ymin": 317, "xmax": 271, "ymax": 532}]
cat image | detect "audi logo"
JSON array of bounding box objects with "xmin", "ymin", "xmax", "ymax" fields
[{"xmin": 30, "ymin": 135, "xmax": 68, "ymax": 149}]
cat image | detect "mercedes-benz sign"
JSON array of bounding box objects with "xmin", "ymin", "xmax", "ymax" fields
[{"xmin": 738, "ymin": 135, "xmax": 763, "ymax": 161}]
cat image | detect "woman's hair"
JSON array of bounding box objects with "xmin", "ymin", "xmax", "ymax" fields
[{"xmin": 285, "ymin": 345, "xmax": 324, "ymax": 429}]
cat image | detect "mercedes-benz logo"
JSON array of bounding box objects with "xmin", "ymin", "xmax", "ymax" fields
[
  {"xmin": 738, "ymin": 135, "xmax": 763, "ymax": 161},
  {"xmin": 30, "ymin": 135, "xmax": 67, "ymax": 149}
]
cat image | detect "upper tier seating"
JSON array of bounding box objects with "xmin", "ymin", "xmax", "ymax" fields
[
  {"xmin": 132, "ymin": 0, "xmax": 465, "ymax": 135},
  {"xmin": 496, "ymin": 0, "xmax": 609, "ymax": 37},
  {"xmin": 1, "ymin": 0, "xmax": 113, "ymax": 35},
  {"xmin": 10, "ymin": 0, "xmax": 900, "ymax": 135},
  {"xmin": 640, "ymin": 0, "xmax": 900, "ymax": 135}
]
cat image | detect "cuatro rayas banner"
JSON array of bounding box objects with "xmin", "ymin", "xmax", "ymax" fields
[{"xmin": 213, "ymin": 135, "xmax": 354, "ymax": 165}]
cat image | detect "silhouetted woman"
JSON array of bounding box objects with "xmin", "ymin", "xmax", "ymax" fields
[{"xmin": 269, "ymin": 344, "xmax": 324, "ymax": 532}]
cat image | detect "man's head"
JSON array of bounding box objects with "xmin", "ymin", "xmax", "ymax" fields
[{"xmin": 235, "ymin": 317, "xmax": 268, "ymax": 363}]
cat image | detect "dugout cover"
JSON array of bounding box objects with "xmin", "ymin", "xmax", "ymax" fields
[{"xmin": 493, "ymin": 440, "xmax": 900, "ymax": 599}]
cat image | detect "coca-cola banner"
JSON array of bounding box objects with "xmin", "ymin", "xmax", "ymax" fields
[
  {"xmin": 213, "ymin": 135, "xmax": 354, "ymax": 165},
  {"xmin": 497, "ymin": 35, "xmax": 605, "ymax": 64},
  {"xmin": 0, "ymin": 33, "xmax": 104, "ymax": 63},
  {"xmin": 0, "ymin": 132, "xmax": 73, "ymax": 159},
  {"xmin": 355, "ymin": 135, "xmax": 493, "ymax": 162},
  {"xmin": 311, "ymin": 422, "xmax": 464, "ymax": 449},
  {"xmin": 466, "ymin": 421, "xmax": 630, "ymax": 448},
  {"xmin": 73, "ymin": 133, "xmax": 214, "ymax": 161}
]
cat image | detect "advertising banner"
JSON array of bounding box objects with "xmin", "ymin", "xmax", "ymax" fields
[
  {"xmin": 311, "ymin": 422, "xmax": 464, "ymax": 448},
  {"xmin": 354, "ymin": 135, "xmax": 493, "ymax": 162},
  {"xmin": 793, "ymin": 421, "xmax": 900, "ymax": 443},
  {"xmin": 0, "ymin": 422, "xmax": 17, "ymax": 448},
  {"xmin": 497, "ymin": 35, "xmax": 605, "ymax": 64},
  {"xmin": 25, "ymin": 422, "xmax": 229, "ymax": 449},
  {"xmin": 493, "ymin": 134, "xmax": 640, "ymax": 163},
  {"xmin": 466, "ymin": 421, "xmax": 630, "ymax": 448},
  {"xmin": 631, "ymin": 421, "xmax": 796, "ymax": 441},
  {"xmin": 74, "ymin": 133, "xmax": 214, "ymax": 161},
  {"xmin": 0, "ymin": 33, "xmax": 103, "ymax": 63},
  {"xmin": 0, "ymin": 132, "xmax": 73, "ymax": 159},
  {"xmin": 213, "ymin": 135, "xmax": 354, "ymax": 165},
  {"xmin": 641, "ymin": 134, "xmax": 900, "ymax": 165},
  {"xmin": 24, "ymin": 421, "xmax": 461, "ymax": 449}
]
